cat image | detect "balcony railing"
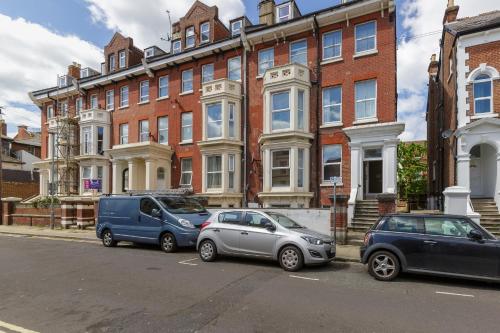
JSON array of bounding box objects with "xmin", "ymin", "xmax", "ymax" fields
[
  {"xmin": 263, "ymin": 63, "xmax": 310, "ymax": 86},
  {"xmin": 202, "ymin": 79, "xmax": 241, "ymax": 99}
]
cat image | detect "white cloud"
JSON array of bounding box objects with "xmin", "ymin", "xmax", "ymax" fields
[
  {"xmin": 85, "ymin": 0, "xmax": 246, "ymax": 50},
  {"xmin": 397, "ymin": 0, "xmax": 499, "ymax": 141},
  {"xmin": 0, "ymin": 14, "xmax": 102, "ymax": 134}
]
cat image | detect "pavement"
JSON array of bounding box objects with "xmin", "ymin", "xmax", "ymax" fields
[
  {"xmin": 1, "ymin": 233, "xmax": 499, "ymax": 333},
  {"xmin": 0, "ymin": 225, "xmax": 361, "ymax": 262}
]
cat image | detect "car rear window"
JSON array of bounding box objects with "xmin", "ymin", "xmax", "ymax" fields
[{"xmin": 380, "ymin": 216, "xmax": 422, "ymax": 233}]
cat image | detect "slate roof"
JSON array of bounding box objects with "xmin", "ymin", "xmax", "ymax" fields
[{"xmin": 446, "ymin": 11, "xmax": 500, "ymax": 35}]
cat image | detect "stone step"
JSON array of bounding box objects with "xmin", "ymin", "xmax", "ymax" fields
[
  {"xmin": 347, "ymin": 239, "xmax": 365, "ymax": 246},
  {"xmin": 347, "ymin": 231, "xmax": 366, "ymax": 240},
  {"xmin": 348, "ymin": 226, "xmax": 372, "ymax": 233},
  {"xmin": 475, "ymin": 208, "xmax": 500, "ymax": 212},
  {"xmin": 352, "ymin": 217, "xmax": 378, "ymax": 223}
]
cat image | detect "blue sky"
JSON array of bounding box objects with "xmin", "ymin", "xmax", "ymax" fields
[{"xmin": 0, "ymin": 0, "xmax": 497, "ymax": 139}]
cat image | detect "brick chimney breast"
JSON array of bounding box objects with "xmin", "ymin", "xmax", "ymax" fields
[
  {"xmin": 443, "ymin": 0, "xmax": 459, "ymax": 24},
  {"xmin": 259, "ymin": 0, "xmax": 275, "ymax": 26},
  {"xmin": 67, "ymin": 62, "xmax": 81, "ymax": 79}
]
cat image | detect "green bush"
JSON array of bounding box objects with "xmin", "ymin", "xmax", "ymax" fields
[{"xmin": 32, "ymin": 196, "xmax": 60, "ymax": 209}]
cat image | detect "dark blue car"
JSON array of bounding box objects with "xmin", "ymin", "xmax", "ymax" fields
[
  {"xmin": 96, "ymin": 195, "xmax": 210, "ymax": 252},
  {"xmin": 360, "ymin": 214, "xmax": 500, "ymax": 282}
]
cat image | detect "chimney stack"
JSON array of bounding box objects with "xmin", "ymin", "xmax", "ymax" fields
[
  {"xmin": 428, "ymin": 54, "xmax": 439, "ymax": 76},
  {"xmin": 259, "ymin": 0, "xmax": 275, "ymax": 26},
  {"xmin": 443, "ymin": 0, "xmax": 459, "ymax": 24},
  {"xmin": 0, "ymin": 120, "xmax": 7, "ymax": 137},
  {"xmin": 67, "ymin": 62, "xmax": 81, "ymax": 79},
  {"xmin": 17, "ymin": 125, "xmax": 29, "ymax": 139}
]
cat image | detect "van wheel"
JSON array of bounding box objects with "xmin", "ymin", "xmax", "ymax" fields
[
  {"xmin": 368, "ymin": 251, "xmax": 400, "ymax": 281},
  {"xmin": 279, "ymin": 246, "xmax": 304, "ymax": 272},
  {"xmin": 102, "ymin": 230, "xmax": 117, "ymax": 247},
  {"xmin": 199, "ymin": 240, "xmax": 217, "ymax": 262},
  {"xmin": 160, "ymin": 233, "xmax": 177, "ymax": 253}
]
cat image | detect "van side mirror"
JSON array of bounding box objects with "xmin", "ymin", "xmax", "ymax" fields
[
  {"xmin": 151, "ymin": 208, "xmax": 162, "ymax": 218},
  {"xmin": 468, "ymin": 229, "xmax": 483, "ymax": 241},
  {"xmin": 262, "ymin": 219, "xmax": 276, "ymax": 232}
]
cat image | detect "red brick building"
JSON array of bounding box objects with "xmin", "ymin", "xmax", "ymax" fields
[
  {"xmin": 30, "ymin": 0, "xmax": 402, "ymax": 217},
  {"xmin": 427, "ymin": 2, "xmax": 500, "ymax": 218}
]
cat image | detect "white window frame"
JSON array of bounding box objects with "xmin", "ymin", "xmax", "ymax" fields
[
  {"xmin": 181, "ymin": 112, "xmax": 193, "ymax": 143},
  {"xmin": 82, "ymin": 126, "xmax": 92, "ymax": 155},
  {"xmin": 158, "ymin": 116, "xmax": 168, "ymax": 144},
  {"xmin": 109, "ymin": 54, "xmax": 115, "ymax": 72},
  {"xmin": 298, "ymin": 148, "xmax": 304, "ymax": 188},
  {"xmin": 59, "ymin": 101, "xmax": 68, "ymax": 116},
  {"xmin": 120, "ymin": 86, "xmax": 129, "ymax": 107},
  {"xmin": 473, "ymin": 74, "xmax": 493, "ymax": 114},
  {"xmin": 355, "ymin": 79, "xmax": 377, "ymax": 120},
  {"xmin": 180, "ymin": 158, "xmax": 193, "ymax": 186},
  {"xmin": 228, "ymin": 154, "xmax": 235, "ymax": 189},
  {"xmin": 106, "ymin": 90, "xmax": 114, "ymax": 110},
  {"xmin": 271, "ymin": 149, "xmax": 291, "ymax": 188},
  {"xmin": 206, "ymin": 155, "xmax": 222, "ymax": 189},
  {"xmin": 47, "ymin": 105, "xmax": 54, "ymax": 119},
  {"xmin": 322, "ymin": 145, "xmax": 342, "ymax": 182},
  {"xmin": 139, "ymin": 80, "xmax": 149, "ymax": 103},
  {"xmin": 185, "ymin": 26, "xmax": 195, "ymax": 49},
  {"xmin": 290, "ymin": 39, "xmax": 307, "ymax": 65},
  {"xmin": 297, "ymin": 89, "xmax": 304, "ymax": 130},
  {"xmin": 139, "ymin": 120, "xmax": 149, "ymax": 142},
  {"xmin": 228, "ymin": 56, "xmax": 241, "ymax": 81},
  {"xmin": 75, "ymin": 98, "xmax": 82, "ymax": 115},
  {"xmin": 119, "ymin": 123, "xmax": 129, "ymax": 144},
  {"xmin": 322, "ymin": 29, "xmax": 342, "ymax": 60},
  {"xmin": 323, "ymin": 86, "xmax": 342, "ymax": 124},
  {"xmin": 228, "ymin": 102, "xmax": 236, "ymax": 138},
  {"xmin": 355, "ymin": 21, "xmax": 377, "ymax": 55},
  {"xmin": 97, "ymin": 126, "xmax": 104, "ymax": 154},
  {"xmin": 182, "ymin": 69, "xmax": 194, "ymax": 93},
  {"xmin": 90, "ymin": 94, "xmax": 98, "ymax": 109},
  {"xmin": 158, "ymin": 76, "xmax": 169, "ymax": 98},
  {"xmin": 119, "ymin": 50, "xmax": 126, "ymax": 68},
  {"xmin": 172, "ymin": 40, "xmax": 181, "ymax": 54},
  {"xmin": 258, "ymin": 48, "xmax": 274, "ymax": 76},
  {"xmin": 82, "ymin": 166, "xmax": 92, "ymax": 191},
  {"xmin": 206, "ymin": 102, "xmax": 223, "ymax": 139},
  {"xmin": 200, "ymin": 22, "xmax": 210, "ymax": 43},
  {"xmin": 276, "ymin": 3, "xmax": 292, "ymax": 23},
  {"xmin": 231, "ymin": 20, "xmax": 242, "ymax": 36},
  {"xmin": 202, "ymin": 63, "xmax": 214, "ymax": 83},
  {"xmin": 271, "ymin": 90, "xmax": 291, "ymax": 131}
]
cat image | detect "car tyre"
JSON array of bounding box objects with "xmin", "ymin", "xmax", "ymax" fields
[
  {"xmin": 102, "ymin": 229, "xmax": 117, "ymax": 247},
  {"xmin": 160, "ymin": 233, "xmax": 177, "ymax": 253},
  {"xmin": 199, "ymin": 239, "xmax": 217, "ymax": 262},
  {"xmin": 279, "ymin": 245, "xmax": 304, "ymax": 272},
  {"xmin": 368, "ymin": 251, "xmax": 400, "ymax": 281}
]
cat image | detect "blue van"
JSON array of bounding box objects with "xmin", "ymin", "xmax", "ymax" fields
[{"xmin": 96, "ymin": 194, "xmax": 210, "ymax": 252}]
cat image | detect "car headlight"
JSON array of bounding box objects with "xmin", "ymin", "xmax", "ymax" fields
[
  {"xmin": 301, "ymin": 236, "xmax": 324, "ymax": 245},
  {"xmin": 178, "ymin": 219, "xmax": 195, "ymax": 229}
]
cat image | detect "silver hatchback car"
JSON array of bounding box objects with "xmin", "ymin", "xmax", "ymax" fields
[{"xmin": 197, "ymin": 210, "xmax": 335, "ymax": 271}]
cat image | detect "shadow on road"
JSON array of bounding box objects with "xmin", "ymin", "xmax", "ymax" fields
[{"xmin": 395, "ymin": 272, "xmax": 500, "ymax": 291}]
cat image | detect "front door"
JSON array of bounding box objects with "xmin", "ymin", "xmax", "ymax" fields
[
  {"xmin": 364, "ymin": 161, "xmax": 383, "ymax": 198},
  {"xmin": 239, "ymin": 212, "xmax": 278, "ymax": 257},
  {"xmin": 423, "ymin": 217, "xmax": 499, "ymax": 278},
  {"xmin": 470, "ymin": 146, "xmax": 483, "ymax": 197}
]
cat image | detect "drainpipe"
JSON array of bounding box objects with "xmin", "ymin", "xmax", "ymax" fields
[
  {"xmin": 313, "ymin": 15, "xmax": 321, "ymax": 207},
  {"xmin": 241, "ymin": 32, "xmax": 250, "ymax": 207}
]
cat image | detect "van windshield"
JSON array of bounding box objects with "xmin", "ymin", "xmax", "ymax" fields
[{"xmin": 158, "ymin": 197, "xmax": 206, "ymax": 214}]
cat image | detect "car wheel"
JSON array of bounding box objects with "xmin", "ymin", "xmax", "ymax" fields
[
  {"xmin": 160, "ymin": 233, "xmax": 177, "ymax": 253},
  {"xmin": 199, "ymin": 240, "xmax": 217, "ymax": 262},
  {"xmin": 279, "ymin": 246, "xmax": 304, "ymax": 272},
  {"xmin": 368, "ymin": 251, "xmax": 400, "ymax": 281},
  {"xmin": 102, "ymin": 229, "xmax": 117, "ymax": 247}
]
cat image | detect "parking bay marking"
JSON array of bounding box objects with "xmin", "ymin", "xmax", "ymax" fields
[
  {"xmin": 178, "ymin": 258, "xmax": 199, "ymax": 266},
  {"xmin": 289, "ymin": 275, "xmax": 319, "ymax": 281},
  {"xmin": 435, "ymin": 291, "xmax": 475, "ymax": 298},
  {"xmin": 0, "ymin": 320, "xmax": 39, "ymax": 333}
]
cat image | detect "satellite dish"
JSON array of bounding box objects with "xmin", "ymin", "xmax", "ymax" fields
[{"xmin": 441, "ymin": 129, "xmax": 454, "ymax": 139}]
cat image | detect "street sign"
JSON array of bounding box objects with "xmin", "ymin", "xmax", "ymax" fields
[{"xmin": 330, "ymin": 176, "xmax": 342, "ymax": 185}]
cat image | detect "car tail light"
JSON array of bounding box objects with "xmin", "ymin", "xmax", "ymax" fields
[
  {"xmin": 201, "ymin": 221, "xmax": 211, "ymax": 230},
  {"xmin": 363, "ymin": 232, "xmax": 372, "ymax": 246}
]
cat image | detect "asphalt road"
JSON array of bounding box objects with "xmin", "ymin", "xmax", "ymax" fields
[{"xmin": 0, "ymin": 234, "xmax": 500, "ymax": 333}]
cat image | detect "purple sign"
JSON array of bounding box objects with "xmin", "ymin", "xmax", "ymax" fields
[{"xmin": 84, "ymin": 179, "xmax": 102, "ymax": 190}]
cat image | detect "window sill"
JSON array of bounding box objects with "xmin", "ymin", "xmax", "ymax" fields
[
  {"xmin": 471, "ymin": 113, "xmax": 498, "ymax": 120},
  {"xmin": 118, "ymin": 105, "xmax": 129, "ymax": 110},
  {"xmin": 320, "ymin": 57, "xmax": 343, "ymax": 66},
  {"xmin": 156, "ymin": 96, "xmax": 169, "ymax": 101},
  {"xmin": 320, "ymin": 182, "xmax": 344, "ymax": 187},
  {"xmin": 137, "ymin": 101, "xmax": 150, "ymax": 105},
  {"xmin": 256, "ymin": 75, "xmax": 264, "ymax": 80},
  {"xmin": 353, "ymin": 49, "xmax": 378, "ymax": 59},
  {"xmin": 320, "ymin": 122, "xmax": 344, "ymax": 129},
  {"xmin": 106, "ymin": 108, "xmax": 114, "ymax": 112},
  {"xmin": 353, "ymin": 117, "xmax": 378, "ymax": 125},
  {"xmin": 180, "ymin": 140, "xmax": 193, "ymax": 145},
  {"xmin": 179, "ymin": 91, "xmax": 194, "ymax": 96}
]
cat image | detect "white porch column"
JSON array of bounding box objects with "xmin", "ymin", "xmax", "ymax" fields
[
  {"xmin": 145, "ymin": 159, "xmax": 157, "ymax": 191},
  {"xmin": 128, "ymin": 159, "xmax": 138, "ymax": 191},
  {"xmin": 39, "ymin": 170, "xmax": 47, "ymax": 196},
  {"xmin": 349, "ymin": 143, "xmax": 362, "ymax": 200},
  {"xmin": 383, "ymin": 139, "xmax": 399, "ymax": 194},
  {"xmin": 111, "ymin": 161, "xmax": 122, "ymax": 194},
  {"xmin": 456, "ymin": 153, "xmax": 471, "ymax": 190}
]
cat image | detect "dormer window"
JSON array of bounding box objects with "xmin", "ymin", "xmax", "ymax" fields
[
  {"xmin": 119, "ymin": 50, "xmax": 126, "ymax": 68},
  {"xmin": 109, "ymin": 54, "xmax": 116, "ymax": 72},
  {"xmin": 145, "ymin": 48, "xmax": 154, "ymax": 58},
  {"xmin": 58, "ymin": 75, "xmax": 68, "ymax": 88},
  {"xmin": 81, "ymin": 68, "xmax": 89, "ymax": 78},
  {"xmin": 186, "ymin": 26, "xmax": 195, "ymax": 48},
  {"xmin": 172, "ymin": 40, "xmax": 181, "ymax": 54},
  {"xmin": 276, "ymin": 3, "xmax": 292, "ymax": 23},
  {"xmin": 231, "ymin": 20, "xmax": 242, "ymax": 37},
  {"xmin": 200, "ymin": 22, "xmax": 210, "ymax": 43}
]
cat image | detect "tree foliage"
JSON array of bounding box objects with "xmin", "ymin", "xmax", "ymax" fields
[{"xmin": 397, "ymin": 142, "xmax": 427, "ymax": 200}]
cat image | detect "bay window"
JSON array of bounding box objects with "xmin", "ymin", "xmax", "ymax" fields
[
  {"xmin": 323, "ymin": 86, "xmax": 342, "ymax": 124},
  {"xmin": 272, "ymin": 150, "xmax": 290, "ymax": 187},
  {"xmin": 323, "ymin": 145, "xmax": 342, "ymax": 182},
  {"xmin": 298, "ymin": 149, "xmax": 304, "ymax": 188},
  {"xmin": 258, "ymin": 48, "xmax": 274, "ymax": 76},
  {"xmin": 82, "ymin": 126, "xmax": 91, "ymax": 155},
  {"xmin": 298, "ymin": 90, "xmax": 304, "ymax": 130},
  {"xmin": 271, "ymin": 91, "xmax": 290, "ymax": 131},
  {"xmin": 207, "ymin": 102, "xmax": 222, "ymax": 139},
  {"xmin": 207, "ymin": 155, "xmax": 222, "ymax": 189},
  {"xmin": 229, "ymin": 103, "xmax": 236, "ymax": 138},
  {"xmin": 97, "ymin": 127, "xmax": 104, "ymax": 154},
  {"xmin": 355, "ymin": 21, "xmax": 377, "ymax": 54},
  {"xmin": 228, "ymin": 154, "xmax": 235, "ymax": 189}
]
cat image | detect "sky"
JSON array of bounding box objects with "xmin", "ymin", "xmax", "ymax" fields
[{"xmin": 0, "ymin": 0, "xmax": 498, "ymax": 140}]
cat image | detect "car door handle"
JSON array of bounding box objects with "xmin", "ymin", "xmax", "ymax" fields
[
  {"xmin": 213, "ymin": 229, "xmax": 220, "ymax": 232},
  {"xmin": 241, "ymin": 231, "xmax": 248, "ymax": 235},
  {"xmin": 424, "ymin": 240, "xmax": 438, "ymax": 245}
]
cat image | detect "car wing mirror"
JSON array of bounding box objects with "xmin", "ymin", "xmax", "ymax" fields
[
  {"xmin": 468, "ymin": 229, "xmax": 483, "ymax": 241},
  {"xmin": 151, "ymin": 208, "xmax": 162, "ymax": 218},
  {"xmin": 262, "ymin": 219, "xmax": 276, "ymax": 232}
]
